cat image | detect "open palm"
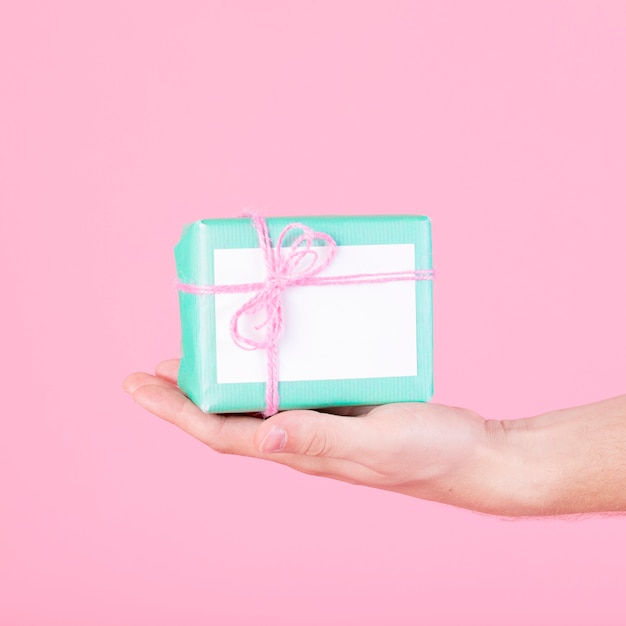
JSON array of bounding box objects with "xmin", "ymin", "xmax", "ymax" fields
[{"xmin": 124, "ymin": 359, "xmax": 499, "ymax": 511}]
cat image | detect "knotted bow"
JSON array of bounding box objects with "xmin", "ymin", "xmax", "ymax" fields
[
  {"xmin": 177, "ymin": 213, "xmax": 435, "ymax": 416},
  {"xmin": 225, "ymin": 213, "xmax": 336, "ymax": 415}
]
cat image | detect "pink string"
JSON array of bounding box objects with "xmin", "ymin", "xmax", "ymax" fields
[{"xmin": 177, "ymin": 213, "xmax": 435, "ymax": 416}]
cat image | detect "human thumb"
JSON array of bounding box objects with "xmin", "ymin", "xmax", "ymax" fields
[{"xmin": 254, "ymin": 410, "xmax": 355, "ymax": 458}]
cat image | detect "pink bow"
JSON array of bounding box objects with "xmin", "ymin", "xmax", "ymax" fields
[{"xmin": 227, "ymin": 213, "xmax": 337, "ymax": 415}]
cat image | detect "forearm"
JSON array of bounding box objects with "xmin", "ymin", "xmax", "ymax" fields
[{"xmin": 482, "ymin": 394, "xmax": 626, "ymax": 516}]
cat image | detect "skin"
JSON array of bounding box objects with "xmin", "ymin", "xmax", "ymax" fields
[{"xmin": 124, "ymin": 359, "xmax": 626, "ymax": 516}]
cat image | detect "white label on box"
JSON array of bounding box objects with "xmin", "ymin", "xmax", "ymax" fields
[{"xmin": 213, "ymin": 244, "xmax": 417, "ymax": 383}]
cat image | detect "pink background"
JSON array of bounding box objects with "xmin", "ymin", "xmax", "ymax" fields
[{"xmin": 2, "ymin": 1, "xmax": 625, "ymax": 624}]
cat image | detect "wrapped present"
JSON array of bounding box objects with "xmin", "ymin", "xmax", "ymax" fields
[{"xmin": 175, "ymin": 213, "xmax": 434, "ymax": 415}]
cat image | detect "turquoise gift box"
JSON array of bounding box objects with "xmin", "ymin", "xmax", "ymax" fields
[{"xmin": 175, "ymin": 215, "xmax": 434, "ymax": 414}]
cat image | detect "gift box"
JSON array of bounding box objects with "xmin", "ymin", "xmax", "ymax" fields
[{"xmin": 175, "ymin": 214, "xmax": 434, "ymax": 415}]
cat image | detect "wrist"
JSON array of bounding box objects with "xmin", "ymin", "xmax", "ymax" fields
[
  {"xmin": 443, "ymin": 417, "xmax": 545, "ymax": 516},
  {"xmin": 480, "ymin": 417, "xmax": 551, "ymax": 516},
  {"xmin": 424, "ymin": 414, "xmax": 569, "ymax": 517},
  {"xmin": 395, "ymin": 409, "xmax": 536, "ymax": 516}
]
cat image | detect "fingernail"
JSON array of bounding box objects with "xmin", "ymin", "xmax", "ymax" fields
[{"xmin": 260, "ymin": 426, "xmax": 287, "ymax": 453}]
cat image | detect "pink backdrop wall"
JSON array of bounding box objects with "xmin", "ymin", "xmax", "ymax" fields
[{"xmin": 2, "ymin": 2, "xmax": 625, "ymax": 624}]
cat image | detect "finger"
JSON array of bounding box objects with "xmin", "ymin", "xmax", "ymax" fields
[
  {"xmin": 154, "ymin": 359, "xmax": 180, "ymax": 384},
  {"xmin": 132, "ymin": 384, "xmax": 262, "ymax": 453},
  {"xmin": 123, "ymin": 372, "xmax": 178, "ymax": 394},
  {"xmin": 254, "ymin": 410, "xmax": 367, "ymax": 459},
  {"xmin": 130, "ymin": 384, "xmax": 365, "ymax": 479}
]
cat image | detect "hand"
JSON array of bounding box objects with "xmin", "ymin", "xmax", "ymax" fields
[
  {"xmin": 123, "ymin": 361, "xmax": 626, "ymax": 516},
  {"xmin": 123, "ymin": 359, "xmax": 508, "ymax": 514}
]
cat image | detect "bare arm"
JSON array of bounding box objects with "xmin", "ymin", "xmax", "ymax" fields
[
  {"xmin": 124, "ymin": 360, "xmax": 626, "ymax": 516},
  {"xmin": 484, "ymin": 395, "xmax": 626, "ymax": 515}
]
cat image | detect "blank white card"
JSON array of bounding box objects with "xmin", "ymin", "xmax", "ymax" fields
[{"xmin": 213, "ymin": 244, "xmax": 417, "ymax": 383}]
